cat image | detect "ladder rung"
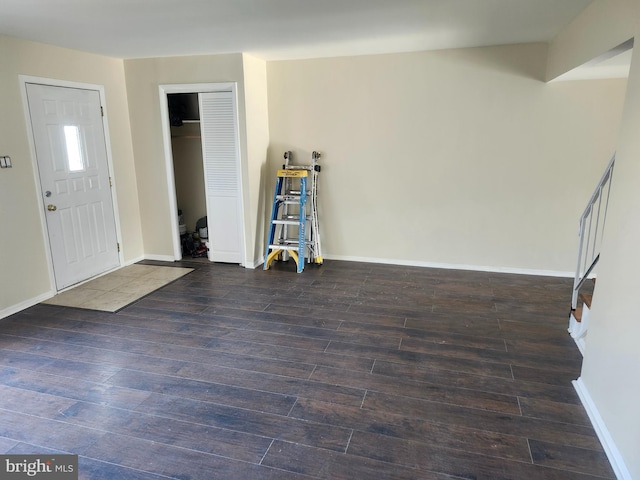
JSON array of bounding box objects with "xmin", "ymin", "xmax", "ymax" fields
[
  {"xmin": 279, "ymin": 237, "xmax": 313, "ymax": 243},
  {"xmin": 270, "ymin": 241, "xmax": 312, "ymax": 248},
  {"xmin": 268, "ymin": 244, "xmax": 304, "ymax": 250},
  {"xmin": 272, "ymin": 220, "xmax": 304, "ymax": 225},
  {"xmin": 281, "ymin": 238, "xmax": 312, "ymax": 243},
  {"xmin": 285, "ymin": 165, "xmax": 314, "ymax": 170},
  {"xmin": 285, "ymin": 191, "xmax": 311, "ymax": 195}
]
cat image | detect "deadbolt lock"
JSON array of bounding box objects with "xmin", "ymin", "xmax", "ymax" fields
[{"xmin": 47, "ymin": 204, "xmax": 57, "ymax": 212}]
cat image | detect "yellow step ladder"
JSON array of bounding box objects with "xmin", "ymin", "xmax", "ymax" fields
[{"xmin": 264, "ymin": 151, "xmax": 322, "ymax": 273}]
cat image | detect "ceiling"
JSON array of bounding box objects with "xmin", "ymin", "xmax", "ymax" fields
[
  {"xmin": 0, "ymin": 0, "xmax": 596, "ymax": 61},
  {"xmin": 553, "ymin": 40, "xmax": 633, "ymax": 82}
]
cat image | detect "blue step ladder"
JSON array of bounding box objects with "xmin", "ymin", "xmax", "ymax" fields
[
  {"xmin": 264, "ymin": 169, "xmax": 308, "ymax": 273},
  {"xmin": 264, "ymin": 151, "xmax": 323, "ymax": 273}
]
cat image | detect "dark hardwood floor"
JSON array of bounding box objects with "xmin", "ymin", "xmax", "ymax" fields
[{"xmin": 0, "ymin": 260, "xmax": 614, "ymax": 479}]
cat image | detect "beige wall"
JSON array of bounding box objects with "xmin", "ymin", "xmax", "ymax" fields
[
  {"xmin": 267, "ymin": 44, "xmax": 627, "ymax": 272},
  {"xmin": 551, "ymin": 2, "xmax": 640, "ymax": 478},
  {"xmin": 0, "ymin": 35, "xmax": 141, "ymax": 317},
  {"xmin": 123, "ymin": 54, "xmax": 256, "ymax": 262},
  {"xmin": 242, "ymin": 54, "xmax": 270, "ymax": 264}
]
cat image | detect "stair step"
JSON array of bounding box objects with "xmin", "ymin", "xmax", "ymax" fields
[
  {"xmin": 572, "ymin": 307, "xmax": 583, "ymax": 323},
  {"xmin": 579, "ymin": 293, "xmax": 593, "ymax": 308}
]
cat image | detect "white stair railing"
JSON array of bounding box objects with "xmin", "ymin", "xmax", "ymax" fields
[{"xmin": 571, "ymin": 154, "xmax": 615, "ymax": 311}]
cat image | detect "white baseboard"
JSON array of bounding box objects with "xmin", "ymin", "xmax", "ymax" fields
[
  {"xmin": 125, "ymin": 255, "xmax": 146, "ymax": 265},
  {"xmin": 139, "ymin": 251, "xmax": 572, "ymax": 277},
  {"xmin": 244, "ymin": 257, "xmax": 264, "ymax": 269},
  {"xmin": 144, "ymin": 254, "xmax": 178, "ymax": 262},
  {"xmin": 142, "ymin": 253, "xmax": 263, "ymax": 269},
  {"xmin": 0, "ymin": 291, "xmax": 54, "ymax": 320},
  {"xmin": 573, "ymin": 377, "xmax": 632, "ymax": 480},
  {"xmin": 573, "ymin": 336, "xmax": 586, "ymax": 356},
  {"xmin": 322, "ymin": 254, "xmax": 574, "ymax": 278}
]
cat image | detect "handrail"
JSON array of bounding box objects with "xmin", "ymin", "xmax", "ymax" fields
[{"xmin": 571, "ymin": 154, "xmax": 615, "ymax": 310}]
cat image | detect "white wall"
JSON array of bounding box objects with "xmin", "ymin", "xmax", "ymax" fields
[
  {"xmin": 582, "ymin": 50, "xmax": 640, "ymax": 480},
  {"xmin": 267, "ymin": 44, "xmax": 627, "ymax": 273},
  {"xmin": 0, "ymin": 35, "xmax": 142, "ymax": 318},
  {"xmin": 548, "ymin": 1, "xmax": 640, "ymax": 478}
]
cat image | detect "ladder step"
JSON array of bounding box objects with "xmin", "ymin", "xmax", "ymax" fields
[
  {"xmin": 276, "ymin": 195, "xmax": 302, "ymax": 201},
  {"xmin": 268, "ymin": 244, "xmax": 304, "ymax": 250},
  {"xmin": 277, "ymin": 169, "xmax": 308, "ymax": 178},
  {"xmin": 272, "ymin": 220, "xmax": 303, "ymax": 225},
  {"xmin": 285, "ymin": 165, "xmax": 314, "ymax": 170},
  {"xmin": 270, "ymin": 239, "xmax": 313, "ymax": 246}
]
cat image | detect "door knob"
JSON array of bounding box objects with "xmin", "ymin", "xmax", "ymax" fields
[{"xmin": 47, "ymin": 204, "xmax": 57, "ymax": 211}]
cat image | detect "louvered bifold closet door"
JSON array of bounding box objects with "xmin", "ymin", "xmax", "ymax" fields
[{"xmin": 198, "ymin": 90, "xmax": 244, "ymax": 264}]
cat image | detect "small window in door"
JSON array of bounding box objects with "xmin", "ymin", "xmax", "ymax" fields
[{"xmin": 64, "ymin": 125, "xmax": 85, "ymax": 172}]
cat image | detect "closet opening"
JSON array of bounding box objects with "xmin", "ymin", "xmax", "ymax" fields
[
  {"xmin": 159, "ymin": 83, "xmax": 246, "ymax": 266},
  {"xmin": 168, "ymin": 93, "xmax": 209, "ymax": 261}
]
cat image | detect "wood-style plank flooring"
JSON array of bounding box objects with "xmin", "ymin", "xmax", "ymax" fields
[{"xmin": 0, "ymin": 260, "xmax": 613, "ymax": 479}]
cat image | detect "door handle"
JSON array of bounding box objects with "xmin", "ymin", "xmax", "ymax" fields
[{"xmin": 47, "ymin": 204, "xmax": 57, "ymax": 212}]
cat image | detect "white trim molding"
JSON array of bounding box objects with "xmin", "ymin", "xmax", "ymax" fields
[
  {"xmin": 158, "ymin": 82, "xmax": 248, "ymax": 266},
  {"xmin": 323, "ymin": 254, "xmax": 574, "ymax": 278},
  {"xmin": 0, "ymin": 292, "xmax": 54, "ymax": 320},
  {"xmin": 244, "ymin": 258, "xmax": 263, "ymax": 269},
  {"xmin": 573, "ymin": 377, "xmax": 633, "ymax": 480},
  {"xmin": 144, "ymin": 254, "xmax": 179, "ymax": 263}
]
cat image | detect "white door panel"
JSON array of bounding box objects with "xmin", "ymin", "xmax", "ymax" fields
[
  {"xmin": 206, "ymin": 196, "xmax": 242, "ymax": 262},
  {"xmin": 199, "ymin": 91, "xmax": 244, "ymax": 264},
  {"xmin": 27, "ymin": 83, "xmax": 119, "ymax": 290}
]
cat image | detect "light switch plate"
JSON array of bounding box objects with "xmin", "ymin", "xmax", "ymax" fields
[{"xmin": 0, "ymin": 157, "xmax": 6, "ymax": 168}]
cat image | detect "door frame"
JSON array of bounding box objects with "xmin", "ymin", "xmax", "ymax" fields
[
  {"xmin": 19, "ymin": 75, "xmax": 124, "ymax": 292},
  {"xmin": 158, "ymin": 82, "xmax": 247, "ymax": 265}
]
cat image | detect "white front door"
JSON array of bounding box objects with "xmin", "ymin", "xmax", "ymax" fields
[
  {"xmin": 199, "ymin": 90, "xmax": 244, "ymax": 264},
  {"xmin": 26, "ymin": 83, "xmax": 120, "ymax": 290}
]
